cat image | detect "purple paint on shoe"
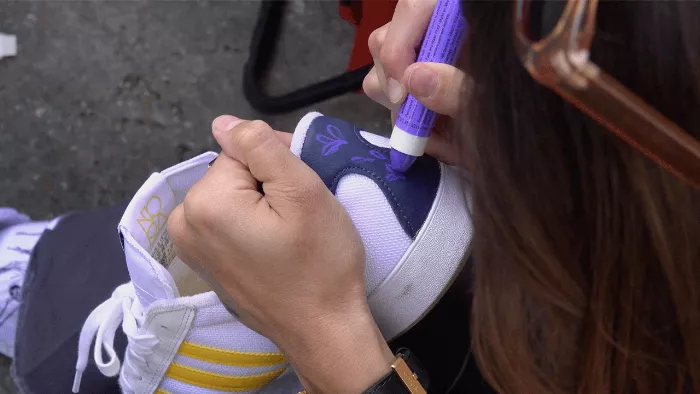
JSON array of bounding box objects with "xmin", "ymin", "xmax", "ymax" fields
[
  {"xmin": 316, "ymin": 125, "xmax": 348, "ymax": 156},
  {"xmin": 390, "ymin": 150, "xmax": 416, "ymax": 173}
]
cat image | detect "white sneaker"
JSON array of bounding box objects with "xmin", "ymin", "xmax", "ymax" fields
[
  {"xmin": 73, "ymin": 112, "xmax": 472, "ymax": 393},
  {"xmin": 0, "ymin": 213, "xmax": 61, "ymax": 358}
]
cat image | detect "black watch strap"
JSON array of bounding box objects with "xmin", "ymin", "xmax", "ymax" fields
[{"xmin": 362, "ymin": 348, "xmax": 430, "ymax": 394}]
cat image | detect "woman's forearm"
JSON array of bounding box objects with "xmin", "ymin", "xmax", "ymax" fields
[{"xmin": 283, "ymin": 308, "xmax": 395, "ymax": 394}]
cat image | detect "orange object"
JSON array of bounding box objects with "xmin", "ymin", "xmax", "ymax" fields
[
  {"xmin": 339, "ymin": 0, "xmax": 398, "ymax": 81},
  {"xmin": 515, "ymin": 0, "xmax": 700, "ymax": 188}
]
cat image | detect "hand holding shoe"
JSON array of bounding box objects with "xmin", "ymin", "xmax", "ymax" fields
[{"xmin": 168, "ymin": 115, "xmax": 394, "ymax": 394}]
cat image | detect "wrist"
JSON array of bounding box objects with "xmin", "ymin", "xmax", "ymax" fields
[{"xmin": 282, "ymin": 303, "xmax": 394, "ymax": 394}]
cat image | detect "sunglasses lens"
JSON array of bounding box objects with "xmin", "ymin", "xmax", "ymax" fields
[{"xmin": 522, "ymin": 0, "xmax": 567, "ymax": 42}]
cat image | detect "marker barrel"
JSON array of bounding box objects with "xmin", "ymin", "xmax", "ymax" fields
[{"xmin": 390, "ymin": 0, "xmax": 466, "ymax": 172}]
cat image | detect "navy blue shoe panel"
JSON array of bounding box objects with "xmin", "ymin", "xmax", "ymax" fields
[{"xmin": 300, "ymin": 115, "xmax": 440, "ymax": 238}]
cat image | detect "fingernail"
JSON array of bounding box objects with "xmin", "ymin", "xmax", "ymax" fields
[
  {"xmin": 386, "ymin": 78, "xmax": 405, "ymax": 104},
  {"xmin": 213, "ymin": 115, "xmax": 242, "ymax": 133},
  {"xmin": 372, "ymin": 55, "xmax": 387, "ymax": 85},
  {"xmin": 408, "ymin": 66, "xmax": 439, "ymax": 98}
]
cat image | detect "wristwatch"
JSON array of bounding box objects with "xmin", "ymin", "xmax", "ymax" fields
[
  {"xmin": 363, "ymin": 348, "xmax": 429, "ymax": 394},
  {"xmin": 298, "ymin": 348, "xmax": 429, "ymax": 394}
]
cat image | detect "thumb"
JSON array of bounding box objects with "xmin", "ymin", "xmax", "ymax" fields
[
  {"xmin": 211, "ymin": 115, "xmax": 326, "ymax": 213},
  {"xmin": 401, "ymin": 62, "xmax": 470, "ymax": 118}
]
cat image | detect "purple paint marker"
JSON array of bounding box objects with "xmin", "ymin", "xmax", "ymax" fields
[{"xmin": 389, "ymin": 0, "xmax": 467, "ymax": 172}]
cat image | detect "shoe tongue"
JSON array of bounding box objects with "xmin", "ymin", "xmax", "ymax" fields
[
  {"xmin": 117, "ymin": 152, "xmax": 216, "ymax": 306},
  {"xmin": 119, "ymin": 172, "xmax": 179, "ymax": 306}
]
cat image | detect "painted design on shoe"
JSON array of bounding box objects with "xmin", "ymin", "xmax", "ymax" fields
[
  {"xmin": 351, "ymin": 150, "xmax": 406, "ymax": 182},
  {"xmin": 351, "ymin": 149, "xmax": 387, "ymax": 163},
  {"xmin": 7, "ymin": 246, "xmax": 30, "ymax": 255},
  {"xmin": 302, "ymin": 115, "xmax": 441, "ymax": 237},
  {"xmin": 136, "ymin": 195, "xmax": 168, "ymax": 245},
  {"xmin": 316, "ymin": 124, "xmax": 348, "ymax": 156},
  {"xmin": 384, "ymin": 163, "xmax": 406, "ymax": 182},
  {"xmin": 0, "ymin": 261, "xmax": 26, "ymax": 328},
  {"xmin": 13, "ymin": 231, "xmax": 44, "ymax": 236}
]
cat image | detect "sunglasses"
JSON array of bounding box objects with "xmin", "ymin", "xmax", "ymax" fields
[{"xmin": 515, "ymin": 0, "xmax": 700, "ymax": 188}]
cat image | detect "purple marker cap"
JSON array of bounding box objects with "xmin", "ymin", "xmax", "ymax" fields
[{"xmin": 389, "ymin": 0, "xmax": 467, "ymax": 172}]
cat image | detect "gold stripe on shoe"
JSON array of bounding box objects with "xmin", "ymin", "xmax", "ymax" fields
[
  {"xmin": 178, "ymin": 341, "xmax": 286, "ymax": 367},
  {"xmin": 165, "ymin": 362, "xmax": 286, "ymax": 391}
]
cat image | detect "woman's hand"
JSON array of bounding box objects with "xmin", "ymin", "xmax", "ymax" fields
[
  {"xmin": 363, "ymin": 0, "xmax": 472, "ymax": 167},
  {"xmin": 168, "ymin": 116, "xmax": 394, "ymax": 394}
]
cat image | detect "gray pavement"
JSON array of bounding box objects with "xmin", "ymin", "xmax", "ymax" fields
[{"xmin": 0, "ymin": 1, "xmax": 390, "ymax": 391}]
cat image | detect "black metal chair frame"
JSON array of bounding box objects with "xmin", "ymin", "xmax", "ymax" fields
[{"xmin": 243, "ymin": 1, "xmax": 372, "ymax": 114}]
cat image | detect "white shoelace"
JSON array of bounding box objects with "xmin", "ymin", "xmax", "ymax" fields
[{"xmin": 72, "ymin": 283, "xmax": 160, "ymax": 393}]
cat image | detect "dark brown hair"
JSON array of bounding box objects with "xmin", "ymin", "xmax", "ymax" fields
[{"xmin": 461, "ymin": 2, "xmax": 700, "ymax": 393}]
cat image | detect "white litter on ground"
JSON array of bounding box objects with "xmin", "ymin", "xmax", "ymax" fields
[{"xmin": 0, "ymin": 33, "xmax": 17, "ymax": 60}]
